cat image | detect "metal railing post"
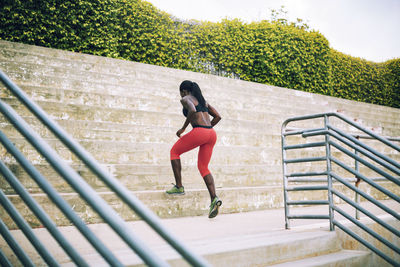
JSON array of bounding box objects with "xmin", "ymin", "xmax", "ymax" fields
[
  {"xmin": 281, "ymin": 128, "xmax": 290, "ymax": 229},
  {"xmin": 354, "ymin": 136, "xmax": 361, "ymax": 220},
  {"xmin": 324, "ymin": 115, "xmax": 334, "ymax": 231}
]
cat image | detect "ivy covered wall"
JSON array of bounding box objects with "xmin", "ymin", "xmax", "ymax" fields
[{"xmin": 1, "ymin": 0, "xmax": 399, "ymax": 107}]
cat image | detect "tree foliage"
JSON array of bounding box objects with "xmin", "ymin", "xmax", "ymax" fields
[{"xmin": 0, "ymin": 0, "xmax": 398, "ymax": 107}]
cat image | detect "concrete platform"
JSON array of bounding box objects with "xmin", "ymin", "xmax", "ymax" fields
[{"xmin": 2, "ymin": 200, "xmax": 398, "ymax": 266}]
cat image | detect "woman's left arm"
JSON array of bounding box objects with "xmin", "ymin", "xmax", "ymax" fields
[{"xmin": 207, "ymin": 103, "xmax": 221, "ymax": 127}]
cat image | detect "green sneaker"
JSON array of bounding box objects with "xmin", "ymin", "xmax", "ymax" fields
[
  {"xmin": 208, "ymin": 197, "xmax": 222, "ymax": 218},
  {"xmin": 166, "ymin": 184, "xmax": 185, "ymax": 195}
]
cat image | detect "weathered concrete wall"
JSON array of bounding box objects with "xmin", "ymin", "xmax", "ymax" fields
[{"xmin": 0, "ymin": 40, "xmax": 399, "ymax": 226}]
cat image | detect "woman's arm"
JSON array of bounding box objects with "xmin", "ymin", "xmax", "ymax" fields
[
  {"xmin": 207, "ymin": 103, "xmax": 221, "ymax": 127},
  {"xmin": 177, "ymin": 97, "xmax": 196, "ymax": 137}
]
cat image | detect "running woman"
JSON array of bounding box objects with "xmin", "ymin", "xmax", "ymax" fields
[{"xmin": 166, "ymin": 80, "xmax": 222, "ymax": 218}]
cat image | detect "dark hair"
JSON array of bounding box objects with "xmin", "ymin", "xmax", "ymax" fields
[{"xmin": 179, "ymin": 80, "xmax": 206, "ymax": 107}]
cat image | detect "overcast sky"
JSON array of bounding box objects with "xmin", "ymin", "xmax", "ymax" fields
[{"xmin": 145, "ymin": 0, "xmax": 400, "ymax": 63}]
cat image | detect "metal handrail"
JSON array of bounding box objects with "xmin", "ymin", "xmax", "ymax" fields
[
  {"xmin": 0, "ymin": 69, "xmax": 209, "ymax": 266},
  {"xmin": 281, "ymin": 112, "xmax": 400, "ymax": 266},
  {"xmin": 0, "ymin": 131, "xmax": 122, "ymax": 266}
]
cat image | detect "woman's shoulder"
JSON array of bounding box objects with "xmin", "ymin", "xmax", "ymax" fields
[
  {"xmin": 180, "ymin": 95, "xmax": 191, "ymax": 104},
  {"xmin": 182, "ymin": 95, "xmax": 199, "ymax": 104}
]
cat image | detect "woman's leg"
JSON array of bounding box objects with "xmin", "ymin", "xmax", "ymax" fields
[
  {"xmin": 171, "ymin": 159, "xmax": 182, "ymax": 188},
  {"xmin": 170, "ymin": 128, "xmax": 208, "ymax": 187},
  {"xmin": 199, "ymin": 140, "xmax": 222, "ymax": 218},
  {"xmin": 203, "ymin": 173, "xmax": 216, "ymax": 200},
  {"xmin": 198, "ymin": 130, "xmax": 217, "ymax": 201}
]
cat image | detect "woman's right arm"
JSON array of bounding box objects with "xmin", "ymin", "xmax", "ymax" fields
[
  {"xmin": 207, "ymin": 104, "xmax": 221, "ymax": 127},
  {"xmin": 177, "ymin": 97, "xmax": 196, "ymax": 137}
]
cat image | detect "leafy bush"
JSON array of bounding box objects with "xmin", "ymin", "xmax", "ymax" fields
[{"xmin": 0, "ymin": 0, "xmax": 398, "ymax": 107}]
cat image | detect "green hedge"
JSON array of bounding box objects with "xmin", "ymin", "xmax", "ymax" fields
[{"xmin": 1, "ymin": 0, "xmax": 399, "ymax": 107}]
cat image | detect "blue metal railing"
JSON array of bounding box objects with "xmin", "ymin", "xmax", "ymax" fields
[
  {"xmin": 0, "ymin": 69, "xmax": 210, "ymax": 266},
  {"xmin": 281, "ymin": 112, "xmax": 400, "ymax": 267}
]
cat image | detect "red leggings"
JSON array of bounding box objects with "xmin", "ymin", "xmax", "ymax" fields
[{"xmin": 170, "ymin": 127, "xmax": 217, "ymax": 177}]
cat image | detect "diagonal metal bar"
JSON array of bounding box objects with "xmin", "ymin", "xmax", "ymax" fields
[
  {"xmin": 331, "ymin": 188, "xmax": 400, "ymax": 238},
  {"xmin": 329, "ymin": 140, "xmax": 400, "ymax": 187},
  {"xmin": 0, "ymin": 189, "xmax": 59, "ymax": 266},
  {"xmin": 331, "ymin": 113, "xmax": 400, "ymax": 152},
  {"xmin": 0, "ymin": 218, "xmax": 35, "ymax": 267},
  {"xmin": 0, "ymin": 97, "xmax": 169, "ymax": 267},
  {"xmin": 331, "ymin": 172, "xmax": 400, "ymax": 221},
  {"xmin": 329, "ymin": 125, "xmax": 400, "ymax": 174},
  {"xmin": 0, "ymin": 131, "xmax": 123, "ymax": 267},
  {"xmin": 330, "ymin": 156, "xmax": 400, "ymax": 203},
  {"xmin": 282, "ymin": 112, "xmax": 400, "ymax": 151},
  {"xmin": 0, "ymin": 247, "xmax": 13, "ymax": 267},
  {"xmin": 0, "ymin": 160, "xmax": 88, "ymax": 267},
  {"xmin": 333, "ymin": 220, "xmax": 399, "ymax": 267},
  {"xmin": 333, "ymin": 205, "xmax": 400, "ymax": 255}
]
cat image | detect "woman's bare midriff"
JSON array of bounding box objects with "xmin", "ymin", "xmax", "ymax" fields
[{"xmin": 191, "ymin": 111, "xmax": 211, "ymax": 127}]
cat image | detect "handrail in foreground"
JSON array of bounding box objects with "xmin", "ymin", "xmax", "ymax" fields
[
  {"xmin": 281, "ymin": 112, "xmax": 400, "ymax": 267},
  {"xmin": 0, "ymin": 69, "xmax": 209, "ymax": 266}
]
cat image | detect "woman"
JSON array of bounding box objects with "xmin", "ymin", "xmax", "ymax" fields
[{"xmin": 166, "ymin": 80, "xmax": 222, "ymax": 218}]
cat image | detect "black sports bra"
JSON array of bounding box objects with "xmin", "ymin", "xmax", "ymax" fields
[{"xmin": 183, "ymin": 104, "xmax": 208, "ymax": 117}]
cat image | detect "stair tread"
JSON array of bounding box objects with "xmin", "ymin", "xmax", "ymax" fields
[{"xmin": 268, "ymin": 250, "xmax": 370, "ymax": 267}]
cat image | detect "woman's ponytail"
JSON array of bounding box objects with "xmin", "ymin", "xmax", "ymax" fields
[
  {"xmin": 179, "ymin": 80, "xmax": 206, "ymax": 107},
  {"xmin": 191, "ymin": 82, "xmax": 206, "ymax": 107}
]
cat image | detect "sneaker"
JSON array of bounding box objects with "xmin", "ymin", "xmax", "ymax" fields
[
  {"xmin": 208, "ymin": 197, "xmax": 222, "ymax": 218},
  {"xmin": 166, "ymin": 184, "xmax": 185, "ymax": 195}
]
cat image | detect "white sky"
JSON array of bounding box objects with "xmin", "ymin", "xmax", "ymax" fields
[{"xmin": 144, "ymin": 0, "xmax": 400, "ymax": 63}]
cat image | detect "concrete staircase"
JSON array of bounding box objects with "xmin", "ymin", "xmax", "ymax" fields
[
  {"xmin": 1, "ymin": 40, "xmax": 399, "ymax": 266},
  {"xmin": 0, "ymin": 40, "xmax": 399, "ymax": 228}
]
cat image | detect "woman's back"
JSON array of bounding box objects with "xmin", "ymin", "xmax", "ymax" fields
[{"xmin": 183, "ymin": 95, "xmax": 212, "ymax": 127}]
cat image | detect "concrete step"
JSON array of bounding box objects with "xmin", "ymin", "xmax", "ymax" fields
[
  {"xmin": 0, "ymin": 96, "xmax": 300, "ymax": 131},
  {"xmin": 123, "ymin": 231, "xmax": 343, "ymax": 267},
  {"xmin": 3, "ymin": 155, "xmax": 396, "ymax": 194},
  {"xmin": 1, "ymin": 181, "xmax": 397, "ymax": 229},
  {"xmin": 2, "ymin": 97, "xmax": 284, "ymax": 136},
  {"xmin": 0, "ymin": 116, "xmax": 282, "ymax": 147},
  {"xmin": 0, "ymin": 186, "xmax": 284, "ymax": 228},
  {"xmin": 2, "ymin": 137, "xmax": 281, "ymax": 165},
  {"xmin": 1, "ymin": 163, "xmax": 282, "ymax": 193},
  {"xmin": 267, "ymin": 250, "xmax": 371, "ymax": 267}
]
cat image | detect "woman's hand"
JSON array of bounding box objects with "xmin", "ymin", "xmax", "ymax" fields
[{"xmin": 176, "ymin": 128, "xmax": 185, "ymax": 138}]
